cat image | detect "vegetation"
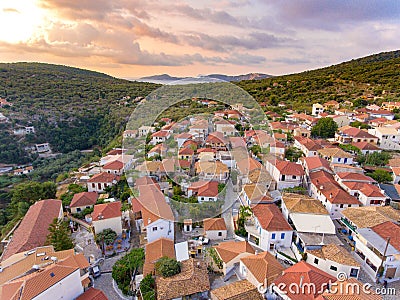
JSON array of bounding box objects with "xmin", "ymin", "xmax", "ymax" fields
[
  {"xmin": 139, "ymin": 274, "xmax": 155, "ymax": 300},
  {"xmin": 45, "ymin": 218, "xmax": 74, "ymax": 251},
  {"xmin": 0, "ymin": 62, "xmax": 158, "ymax": 165},
  {"xmin": 237, "ymin": 50, "xmax": 400, "ymax": 113},
  {"xmin": 356, "ymin": 151, "xmax": 391, "ymax": 167},
  {"xmin": 339, "ymin": 144, "xmax": 361, "ymax": 155},
  {"xmin": 350, "ymin": 121, "xmax": 370, "ymax": 129},
  {"xmin": 206, "ymin": 247, "xmax": 223, "ymax": 270},
  {"xmin": 285, "ymin": 147, "xmax": 304, "ymax": 162},
  {"xmin": 112, "ymin": 248, "xmax": 145, "ymax": 295},
  {"xmin": 96, "ymin": 228, "xmax": 117, "ymax": 245},
  {"xmin": 155, "ymin": 257, "xmax": 182, "ymax": 278},
  {"xmin": 366, "ymin": 169, "xmax": 393, "ymax": 183},
  {"xmin": 235, "ymin": 205, "xmax": 251, "ymax": 237},
  {"xmin": 311, "ymin": 118, "xmax": 338, "ymax": 138},
  {"xmin": 60, "ymin": 184, "xmax": 87, "ymax": 207},
  {"xmin": 282, "ymin": 186, "xmax": 308, "ymax": 194}
]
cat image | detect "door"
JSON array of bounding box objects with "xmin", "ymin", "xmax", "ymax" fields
[{"xmin": 385, "ymin": 267, "xmax": 396, "ymax": 279}]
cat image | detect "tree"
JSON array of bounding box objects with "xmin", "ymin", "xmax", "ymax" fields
[
  {"xmin": 367, "ymin": 169, "xmax": 392, "ymax": 183},
  {"xmin": 140, "ymin": 274, "xmax": 155, "ymax": 300},
  {"xmin": 60, "ymin": 183, "xmax": 87, "ymax": 207},
  {"xmin": 155, "ymin": 257, "xmax": 181, "ymax": 278},
  {"xmin": 311, "ymin": 117, "xmax": 338, "ymax": 138},
  {"xmin": 112, "ymin": 248, "xmax": 145, "ymax": 295},
  {"xmin": 12, "ymin": 181, "xmax": 57, "ymax": 205},
  {"xmin": 285, "ymin": 147, "xmax": 304, "ymax": 162},
  {"xmin": 96, "ymin": 228, "xmax": 117, "ymax": 245},
  {"xmin": 45, "ymin": 218, "xmax": 74, "ymax": 251}
]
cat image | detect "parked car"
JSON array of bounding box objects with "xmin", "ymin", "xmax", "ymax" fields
[{"xmin": 90, "ymin": 265, "xmax": 101, "ymax": 278}]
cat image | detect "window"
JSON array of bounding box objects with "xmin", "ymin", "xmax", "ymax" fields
[
  {"xmin": 92, "ymin": 183, "xmax": 95, "ymax": 188},
  {"xmin": 201, "ymin": 197, "xmax": 204, "ymax": 201},
  {"xmin": 281, "ymin": 233, "xmax": 285, "ymax": 239},
  {"xmin": 344, "ymin": 158, "xmax": 348, "ymax": 163},
  {"xmin": 281, "ymin": 175, "xmax": 285, "ymax": 181},
  {"xmin": 218, "ymin": 232, "xmax": 222, "ymax": 236},
  {"xmin": 272, "ymin": 233, "xmax": 276, "ymax": 239},
  {"xmin": 77, "ymin": 208, "xmax": 81, "ymax": 212},
  {"xmin": 292, "ymin": 175, "xmax": 296, "ymax": 179},
  {"xmin": 314, "ymin": 258, "xmax": 319, "ymax": 264},
  {"xmin": 350, "ymin": 268, "xmax": 359, "ymax": 278},
  {"xmin": 330, "ymin": 265, "xmax": 337, "ymax": 271},
  {"xmin": 338, "ymin": 158, "xmax": 341, "ymax": 162},
  {"xmin": 340, "ymin": 204, "xmax": 344, "ymax": 208},
  {"xmin": 152, "ymin": 227, "xmax": 157, "ymax": 231}
]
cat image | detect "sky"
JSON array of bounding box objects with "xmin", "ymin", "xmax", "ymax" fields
[{"xmin": 0, "ymin": 0, "xmax": 399, "ymax": 79}]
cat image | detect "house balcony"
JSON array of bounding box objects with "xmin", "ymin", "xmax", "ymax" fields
[{"xmin": 244, "ymin": 220, "xmax": 260, "ymax": 239}]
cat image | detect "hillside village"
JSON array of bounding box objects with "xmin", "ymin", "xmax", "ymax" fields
[{"xmin": 1, "ymin": 96, "xmax": 400, "ymax": 300}]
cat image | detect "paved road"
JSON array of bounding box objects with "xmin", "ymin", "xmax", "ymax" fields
[{"xmin": 221, "ymin": 181, "xmax": 238, "ymax": 239}]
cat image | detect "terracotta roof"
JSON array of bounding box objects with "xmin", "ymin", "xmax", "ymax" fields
[
  {"xmin": 371, "ymin": 221, "xmax": 400, "ymax": 251},
  {"xmin": 295, "ymin": 137, "xmax": 322, "ymax": 151},
  {"xmin": 88, "ymin": 172, "xmax": 119, "ymax": 183},
  {"xmin": 203, "ymin": 218, "xmax": 227, "ymax": 231},
  {"xmin": 351, "ymin": 142, "xmax": 380, "ymax": 151},
  {"xmin": 197, "ymin": 147, "xmax": 217, "ymax": 153},
  {"xmin": 131, "ymin": 197, "xmax": 142, "ymax": 213},
  {"xmin": 135, "ymin": 176, "xmax": 157, "ymax": 186},
  {"xmin": 317, "ymin": 278, "xmax": 382, "ymax": 300},
  {"xmin": 206, "ymin": 132, "xmax": 228, "ymax": 144},
  {"xmin": 178, "ymin": 147, "xmax": 194, "ymax": 155},
  {"xmin": 211, "ymin": 279, "xmax": 264, "ymax": 300},
  {"xmin": 151, "ymin": 130, "xmax": 170, "ymax": 137},
  {"xmin": 311, "ymin": 179, "xmax": 360, "ymax": 205},
  {"xmin": 342, "ymin": 182, "xmax": 385, "ymax": 198},
  {"xmin": 1, "ymin": 264, "xmax": 79, "ymax": 300},
  {"xmin": 91, "ymin": 201, "xmax": 121, "ymax": 221},
  {"xmin": 214, "ymin": 241, "xmax": 255, "ymax": 263},
  {"xmin": 107, "ymin": 149, "xmax": 123, "ymax": 155},
  {"xmin": 58, "ymin": 252, "xmax": 90, "ymax": 269},
  {"xmin": 77, "ymin": 288, "xmax": 108, "ymax": 300},
  {"xmin": 318, "ymin": 148, "xmax": 353, "ymax": 159},
  {"xmin": 174, "ymin": 132, "xmax": 192, "ymax": 139},
  {"xmin": 1, "ymin": 200, "xmax": 62, "ymax": 261},
  {"xmin": 340, "ymin": 127, "xmax": 378, "ymax": 139},
  {"xmin": 252, "ymin": 204, "xmax": 292, "ymax": 231},
  {"xmin": 240, "ymin": 251, "xmax": 284, "ymax": 284},
  {"xmin": 273, "ymin": 261, "xmax": 336, "ymax": 300},
  {"xmin": 236, "ymin": 157, "xmax": 262, "ymax": 175},
  {"xmin": 70, "ymin": 192, "xmax": 98, "ymax": 208},
  {"xmin": 282, "ymin": 193, "xmax": 328, "ymax": 215},
  {"xmin": 195, "ymin": 161, "xmax": 228, "ymax": 175},
  {"xmin": 138, "ymin": 184, "xmax": 174, "ymax": 224},
  {"xmin": 103, "ymin": 160, "xmax": 123, "ymax": 170},
  {"xmin": 156, "ymin": 259, "xmax": 210, "ymax": 300},
  {"xmin": 301, "ymin": 157, "xmax": 331, "ymax": 172},
  {"xmin": 248, "ymin": 168, "xmax": 272, "ymax": 184},
  {"xmin": 307, "ymin": 244, "xmax": 360, "ymax": 267},
  {"xmin": 336, "ymin": 172, "xmax": 375, "ymax": 183},
  {"xmin": 143, "ymin": 238, "xmax": 175, "ymax": 275},
  {"xmin": 275, "ymin": 160, "xmax": 304, "ymax": 176},
  {"xmin": 341, "ymin": 206, "xmax": 400, "ymax": 229}
]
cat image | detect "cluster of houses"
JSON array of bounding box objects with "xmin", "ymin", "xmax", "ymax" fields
[{"xmin": 2, "ymin": 98, "xmax": 400, "ymax": 299}]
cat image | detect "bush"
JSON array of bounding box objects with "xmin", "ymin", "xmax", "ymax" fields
[
  {"xmin": 140, "ymin": 274, "xmax": 155, "ymax": 300},
  {"xmin": 155, "ymin": 257, "xmax": 181, "ymax": 278},
  {"xmin": 96, "ymin": 228, "xmax": 117, "ymax": 245}
]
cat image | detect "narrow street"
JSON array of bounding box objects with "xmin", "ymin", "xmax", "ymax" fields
[{"xmin": 221, "ymin": 181, "xmax": 239, "ymax": 239}]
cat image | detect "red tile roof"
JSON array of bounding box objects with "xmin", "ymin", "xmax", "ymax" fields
[
  {"xmin": 103, "ymin": 160, "xmax": 123, "ymax": 170},
  {"xmin": 143, "ymin": 238, "xmax": 175, "ymax": 275},
  {"xmin": 214, "ymin": 241, "xmax": 255, "ymax": 263},
  {"xmin": 70, "ymin": 192, "xmax": 98, "ymax": 208},
  {"xmin": 135, "ymin": 176, "xmax": 157, "ymax": 187},
  {"xmin": 151, "ymin": 130, "xmax": 170, "ymax": 137},
  {"xmin": 88, "ymin": 172, "xmax": 119, "ymax": 183},
  {"xmin": 188, "ymin": 180, "xmax": 219, "ymax": 197},
  {"xmin": 340, "ymin": 127, "xmax": 377, "ymax": 139},
  {"xmin": 252, "ymin": 204, "xmax": 292, "ymax": 231},
  {"xmin": 275, "ymin": 160, "xmax": 304, "ymax": 176},
  {"xmin": 273, "ymin": 261, "xmax": 336, "ymax": 300},
  {"xmin": 336, "ymin": 172, "xmax": 375, "ymax": 183},
  {"xmin": 92, "ymin": 201, "xmax": 121, "ymax": 221},
  {"xmin": 1, "ymin": 200, "xmax": 62, "ymax": 261},
  {"xmin": 240, "ymin": 251, "xmax": 284, "ymax": 284},
  {"xmin": 302, "ymin": 157, "xmax": 331, "ymax": 172},
  {"xmin": 203, "ymin": 218, "xmax": 227, "ymax": 231},
  {"xmin": 138, "ymin": 184, "xmax": 174, "ymax": 224},
  {"xmin": 178, "ymin": 148, "xmax": 194, "ymax": 155},
  {"xmin": 76, "ymin": 288, "xmax": 108, "ymax": 300},
  {"xmin": 351, "ymin": 142, "xmax": 380, "ymax": 151},
  {"xmin": 371, "ymin": 221, "xmax": 400, "ymax": 252}
]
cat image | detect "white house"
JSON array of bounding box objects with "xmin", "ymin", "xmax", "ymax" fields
[
  {"xmin": 70, "ymin": 191, "xmax": 98, "ymax": 214},
  {"xmin": 87, "ymin": 172, "xmax": 119, "ymax": 193},
  {"xmin": 214, "ymin": 241, "xmax": 255, "ymax": 275},
  {"xmin": 102, "ymin": 160, "xmax": 124, "ymax": 175},
  {"xmin": 151, "ymin": 130, "xmax": 171, "ymax": 145},
  {"xmin": 91, "ymin": 201, "xmax": 123, "ymax": 235},
  {"xmin": 203, "ymin": 218, "xmax": 227, "ymax": 240},
  {"xmin": 239, "ymin": 251, "xmax": 284, "ymax": 289},
  {"xmin": 317, "ymin": 147, "xmax": 354, "ymax": 165},
  {"xmin": 306, "ymin": 244, "xmax": 361, "ymax": 279},
  {"xmin": 340, "ymin": 181, "xmax": 386, "ymax": 206},
  {"xmin": 309, "ymin": 171, "xmax": 361, "ymax": 219},
  {"xmin": 174, "ymin": 132, "xmax": 193, "ymax": 148},
  {"xmin": 294, "ymin": 137, "xmax": 322, "ymax": 157},
  {"xmin": 312, "ymin": 103, "xmax": 324, "ymax": 116},
  {"xmin": 187, "ymin": 180, "xmax": 219, "ymax": 202},
  {"xmin": 353, "ymin": 221, "xmax": 400, "ymax": 281},
  {"xmin": 245, "ymin": 203, "xmax": 293, "ymax": 252},
  {"xmin": 138, "ymin": 125, "xmax": 155, "ymax": 137},
  {"xmin": 369, "ymin": 127, "xmax": 400, "ymax": 150},
  {"xmin": 265, "ymin": 159, "xmax": 304, "ymax": 190},
  {"xmin": 138, "ymin": 183, "xmax": 174, "ymax": 243},
  {"xmin": 194, "ymin": 161, "xmax": 229, "ymax": 182}
]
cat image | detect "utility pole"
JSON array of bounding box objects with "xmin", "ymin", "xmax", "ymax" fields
[{"xmin": 377, "ymin": 237, "xmax": 390, "ymax": 283}]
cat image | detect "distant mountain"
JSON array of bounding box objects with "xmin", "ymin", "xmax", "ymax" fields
[{"xmin": 137, "ymin": 72, "xmax": 272, "ymax": 84}]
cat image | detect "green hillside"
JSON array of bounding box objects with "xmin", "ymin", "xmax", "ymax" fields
[
  {"xmin": 0, "ymin": 63, "xmax": 159, "ymax": 164},
  {"xmin": 237, "ymin": 50, "xmax": 400, "ymax": 112}
]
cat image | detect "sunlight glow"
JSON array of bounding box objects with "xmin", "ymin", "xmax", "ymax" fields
[{"xmin": 0, "ymin": 0, "xmax": 45, "ymax": 43}]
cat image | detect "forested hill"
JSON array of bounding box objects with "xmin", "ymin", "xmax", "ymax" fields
[
  {"xmin": 237, "ymin": 50, "xmax": 400, "ymax": 112},
  {"xmin": 0, "ymin": 63, "xmax": 159, "ymax": 164}
]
